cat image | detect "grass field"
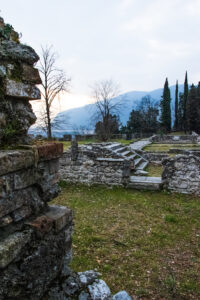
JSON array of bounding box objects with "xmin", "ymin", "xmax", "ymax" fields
[{"xmin": 53, "ymin": 183, "xmax": 200, "ymax": 299}]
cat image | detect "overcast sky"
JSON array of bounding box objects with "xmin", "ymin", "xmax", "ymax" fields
[{"xmin": 1, "ymin": 0, "xmax": 200, "ymax": 111}]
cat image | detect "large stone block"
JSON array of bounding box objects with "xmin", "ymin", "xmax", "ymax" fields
[
  {"xmin": 5, "ymin": 78, "xmax": 41, "ymax": 100},
  {"xmin": 0, "ymin": 230, "xmax": 31, "ymax": 269},
  {"xmin": 22, "ymin": 63, "xmax": 42, "ymax": 84},
  {"xmin": 0, "ymin": 150, "xmax": 35, "ymax": 176},
  {"xmin": 0, "ymin": 40, "xmax": 39, "ymax": 64},
  {"xmin": 45, "ymin": 205, "xmax": 73, "ymax": 232}
]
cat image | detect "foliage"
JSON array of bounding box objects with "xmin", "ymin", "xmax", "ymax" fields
[
  {"xmin": 125, "ymin": 95, "xmax": 159, "ymax": 135},
  {"xmin": 0, "ymin": 23, "xmax": 13, "ymax": 40},
  {"xmin": 174, "ymin": 80, "xmax": 179, "ymax": 130},
  {"xmin": 183, "ymin": 71, "xmax": 189, "ymax": 131},
  {"xmin": 95, "ymin": 114, "xmax": 119, "ymax": 141},
  {"xmin": 186, "ymin": 82, "xmax": 200, "ymax": 133},
  {"xmin": 160, "ymin": 78, "xmax": 171, "ymax": 132}
]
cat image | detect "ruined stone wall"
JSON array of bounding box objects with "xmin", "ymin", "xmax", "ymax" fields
[
  {"xmin": 162, "ymin": 154, "xmax": 200, "ymax": 195},
  {"xmin": 151, "ymin": 134, "xmax": 199, "ymax": 144},
  {"xmin": 0, "ymin": 17, "xmax": 41, "ymax": 145},
  {"xmin": 60, "ymin": 150, "xmax": 130, "ymax": 186},
  {"xmin": 0, "ymin": 143, "xmax": 75, "ymax": 299}
]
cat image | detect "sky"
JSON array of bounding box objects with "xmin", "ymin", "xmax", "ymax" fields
[{"xmin": 1, "ymin": 0, "xmax": 200, "ymax": 112}]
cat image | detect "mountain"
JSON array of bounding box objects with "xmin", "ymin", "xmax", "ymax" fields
[{"xmin": 30, "ymin": 84, "xmax": 184, "ymax": 137}]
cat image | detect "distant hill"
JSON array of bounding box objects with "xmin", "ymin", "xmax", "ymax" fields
[{"xmin": 30, "ymin": 84, "xmax": 184, "ymax": 137}]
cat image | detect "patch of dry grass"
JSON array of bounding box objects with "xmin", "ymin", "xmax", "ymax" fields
[{"xmin": 53, "ymin": 183, "xmax": 200, "ymax": 300}]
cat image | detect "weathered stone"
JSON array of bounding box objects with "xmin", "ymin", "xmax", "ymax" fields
[
  {"xmin": 5, "ymin": 78, "xmax": 41, "ymax": 100},
  {"xmin": 0, "ymin": 40, "xmax": 39, "ymax": 64},
  {"xmin": 113, "ymin": 291, "xmax": 132, "ymax": 300},
  {"xmin": 78, "ymin": 270, "xmax": 100, "ymax": 287},
  {"xmin": 0, "ymin": 150, "xmax": 35, "ymax": 176},
  {"xmin": 21, "ymin": 63, "xmax": 42, "ymax": 84},
  {"xmin": 26, "ymin": 215, "xmax": 53, "ymax": 235},
  {"xmin": 162, "ymin": 154, "xmax": 200, "ymax": 195},
  {"xmin": 11, "ymin": 205, "xmax": 32, "ymax": 222},
  {"xmin": 88, "ymin": 279, "xmax": 111, "ymax": 300},
  {"xmin": 45, "ymin": 205, "xmax": 73, "ymax": 232},
  {"xmin": 0, "ymin": 215, "xmax": 13, "ymax": 227},
  {"xmin": 79, "ymin": 291, "xmax": 90, "ymax": 300},
  {"xmin": 0, "ymin": 231, "xmax": 31, "ymax": 268}
]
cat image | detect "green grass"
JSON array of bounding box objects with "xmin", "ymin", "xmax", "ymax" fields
[
  {"xmin": 53, "ymin": 183, "xmax": 200, "ymax": 299},
  {"xmin": 61, "ymin": 139, "xmax": 136, "ymax": 151},
  {"xmin": 145, "ymin": 163, "xmax": 163, "ymax": 177},
  {"xmin": 144, "ymin": 143, "xmax": 200, "ymax": 152}
]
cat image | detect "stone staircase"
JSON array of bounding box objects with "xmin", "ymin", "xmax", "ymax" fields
[{"xmin": 103, "ymin": 143, "xmax": 149, "ymax": 175}]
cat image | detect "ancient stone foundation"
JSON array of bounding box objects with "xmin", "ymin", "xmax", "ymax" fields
[
  {"xmin": 60, "ymin": 149, "xmax": 130, "ymax": 186},
  {"xmin": 0, "ymin": 143, "xmax": 75, "ymax": 299},
  {"xmin": 162, "ymin": 153, "xmax": 200, "ymax": 195}
]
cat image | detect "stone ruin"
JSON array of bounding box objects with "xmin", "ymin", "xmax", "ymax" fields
[{"xmin": 0, "ymin": 17, "xmax": 132, "ymax": 299}]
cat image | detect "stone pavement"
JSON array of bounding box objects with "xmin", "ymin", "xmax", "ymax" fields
[{"xmin": 130, "ymin": 139, "xmax": 152, "ymax": 150}]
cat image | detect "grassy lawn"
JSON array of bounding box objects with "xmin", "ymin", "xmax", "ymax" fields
[
  {"xmin": 144, "ymin": 143, "xmax": 200, "ymax": 152},
  {"xmin": 53, "ymin": 183, "xmax": 200, "ymax": 299},
  {"xmin": 62, "ymin": 139, "xmax": 136, "ymax": 151},
  {"xmin": 146, "ymin": 163, "xmax": 163, "ymax": 177}
]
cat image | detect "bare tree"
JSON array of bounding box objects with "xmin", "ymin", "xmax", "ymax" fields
[
  {"xmin": 38, "ymin": 46, "xmax": 71, "ymax": 139},
  {"xmin": 91, "ymin": 79, "xmax": 122, "ymax": 140}
]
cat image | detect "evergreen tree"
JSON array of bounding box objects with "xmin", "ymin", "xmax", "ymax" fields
[
  {"xmin": 160, "ymin": 78, "xmax": 171, "ymax": 132},
  {"xmin": 183, "ymin": 71, "xmax": 189, "ymax": 131},
  {"xmin": 178, "ymin": 92, "xmax": 184, "ymax": 130},
  {"xmin": 174, "ymin": 80, "xmax": 179, "ymax": 130},
  {"xmin": 186, "ymin": 82, "xmax": 200, "ymax": 133}
]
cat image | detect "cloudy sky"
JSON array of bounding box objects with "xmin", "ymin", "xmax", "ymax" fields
[{"xmin": 1, "ymin": 0, "xmax": 200, "ymax": 111}]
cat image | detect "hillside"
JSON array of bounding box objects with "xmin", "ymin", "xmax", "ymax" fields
[{"xmin": 30, "ymin": 85, "xmax": 184, "ymax": 137}]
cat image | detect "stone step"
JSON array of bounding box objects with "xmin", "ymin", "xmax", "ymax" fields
[
  {"xmin": 104, "ymin": 143, "xmax": 120, "ymax": 150},
  {"xmin": 128, "ymin": 176, "xmax": 163, "ymax": 190},
  {"xmin": 114, "ymin": 147, "xmax": 127, "ymax": 153},
  {"xmin": 137, "ymin": 160, "xmax": 148, "ymax": 170},
  {"xmin": 120, "ymin": 150, "xmax": 131, "ymax": 156},
  {"xmin": 127, "ymin": 153, "xmax": 137, "ymax": 160},
  {"xmin": 134, "ymin": 170, "xmax": 148, "ymax": 176},
  {"xmin": 134, "ymin": 157, "xmax": 143, "ymax": 167}
]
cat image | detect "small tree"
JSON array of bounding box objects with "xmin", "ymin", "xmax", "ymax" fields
[
  {"xmin": 91, "ymin": 79, "xmax": 122, "ymax": 140},
  {"xmin": 38, "ymin": 46, "xmax": 71, "ymax": 139}
]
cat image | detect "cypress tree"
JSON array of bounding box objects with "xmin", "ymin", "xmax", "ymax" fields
[
  {"xmin": 183, "ymin": 71, "xmax": 188, "ymax": 131},
  {"xmin": 160, "ymin": 78, "xmax": 171, "ymax": 132},
  {"xmin": 174, "ymin": 80, "xmax": 179, "ymax": 130},
  {"xmin": 187, "ymin": 82, "xmax": 200, "ymax": 133},
  {"xmin": 178, "ymin": 92, "xmax": 184, "ymax": 130}
]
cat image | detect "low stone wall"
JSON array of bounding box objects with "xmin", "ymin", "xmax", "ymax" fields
[
  {"xmin": 60, "ymin": 151, "xmax": 130, "ymax": 186},
  {"xmin": 162, "ymin": 154, "xmax": 200, "ymax": 195},
  {"xmin": 151, "ymin": 135, "xmax": 199, "ymax": 144},
  {"xmin": 0, "ymin": 143, "xmax": 75, "ymax": 299}
]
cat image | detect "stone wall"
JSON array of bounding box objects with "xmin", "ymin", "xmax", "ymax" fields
[
  {"xmin": 151, "ymin": 134, "xmax": 200, "ymax": 144},
  {"xmin": 0, "ymin": 17, "xmax": 41, "ymax": 146},
  {"xmin": 162, "ymin": 154, "xmax": 200, "ymax": 195},
  {"xmin": 60, "ymin": 150, "xmax": 130, "ymax": 186},
  {"xmin": 0, "ymin": 143, "xmax": 75, "ymax": 299}
]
